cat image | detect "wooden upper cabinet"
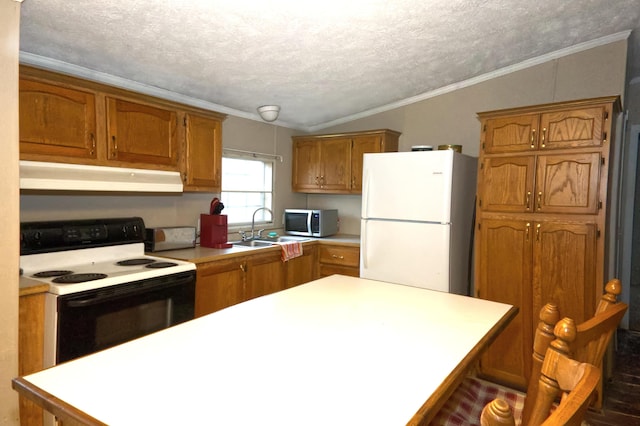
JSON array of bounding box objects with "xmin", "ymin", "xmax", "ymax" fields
[
  {"xmin": 351, "ymin": 134, "xmax": 382, "ymax": 192},
  {"xmin": 483, "ymin": 104, "xmax": 608, "ymax": 154},
  {"xmin": 183, "ymin": 113, "xmax": 223, "ymax": 192},
  {"xmin": 291, "ymin": 137, "xmax": 351, "ymax": 193},
  {"xmin": 483, "ymin": 114, "xmax": 538, "ymax": 154},
  {"xmin": 539, "ymin": 107, "xmax": 604, "ymax": 150},
  {"xmin": 292, "ymin": 129, "xmax": 400, "ymax": 194},
  {"xmin": 318, "ymin": 137, "xmax": 352, "ymax": 192},
  {"xmin": 292, "ymin": 139, "xmax": 322, "ymax": 191},
  {"xmin": 19, "ymin": 78, "xmax": 97, "ymax": 160},
  {"xmin": 106, "ymin": 97, "xmax": 178, "ymax": 167},
  {"xmin": 19, "ymin": 66, "xmax": 227, "ymax": 177}
]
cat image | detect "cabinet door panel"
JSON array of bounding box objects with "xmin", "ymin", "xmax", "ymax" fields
[
  {"xmin": 532, "ymin": 222, "xmax": 597, "ymax": 328},
  {"xmin": 245, "ymin": 252, "xmax": 284, "ymax": 301},
  {"xmin": 483, "ymin": 114, "xmax": 538, "ymax": 154},
  {"xmin": 286, "ymin": 246, "xmax": 317, "ymax": 288},
  {"xmin": 351, "ymin": 135, "xmax": 382, "ymax": 192},
  {"xmin": 479, "ymin": 156, "xmax": 535, "ymax": 212},
  {"xmin": 477, "ymin": 219, "xmax": 532, "ymax": 389},
  {"xmin": 106, "ymin": 97, "xmax": 178, "ymax": 168},
  {"xmin": 540, "ymin": 107, "xmax": 604, "ymax": 149},
  {"xmin": 195, "ymin": 260, "xmax": 244, "ymax": 317},
  {"xmin": 320, "ymin": 138, "xmax": 351, "ymax": 192},
  {"xmin": 184, "ymin": 113, "xmax": 222, "ymax": 191},
  {"xmin": 292, "ymin": 140, "xmax": 321, "ymax": 191},
  {"xmin": 535, "ymin": 153, "xmax": 600, "ymax": 214},
  {"xmin": 19, "ymin": 79, "xmax": 97, "ymax": 159}
]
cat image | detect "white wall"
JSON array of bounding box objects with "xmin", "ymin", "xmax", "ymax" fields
[{"xmin": 1, "ymin": 0, "xmax": 21, "ymax": 424}]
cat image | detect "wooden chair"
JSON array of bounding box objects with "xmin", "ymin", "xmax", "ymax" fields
[
  {"xmin": 430, "ymin": 278, "xmax": 628, "ymax": 425},
  {"xmin": 480, "ymin": 317, "xmax": 602, "ymax": 426}
]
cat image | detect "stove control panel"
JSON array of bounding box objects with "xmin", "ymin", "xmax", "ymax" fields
[{"xmin": 20, "ymin": 217, "xmax": 146, "ymax": 254}]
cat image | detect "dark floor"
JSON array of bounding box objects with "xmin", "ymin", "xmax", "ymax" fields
[{"xmin": 584, "ymin": 329, "xmax": 640, "ymax": 425}]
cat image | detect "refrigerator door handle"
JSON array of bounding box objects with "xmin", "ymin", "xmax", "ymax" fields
[
  {"xmin": 361, "ymin": 220, "xmax": 368, "ymax": 269},
  {"xmin": 362, "ymin": 169, "xmax": 370, "ymax": 218}
]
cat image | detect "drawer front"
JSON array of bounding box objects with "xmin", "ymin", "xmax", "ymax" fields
[{"xmin": 319, "ymin": 245, "xmax": 359, "ymax": 267}]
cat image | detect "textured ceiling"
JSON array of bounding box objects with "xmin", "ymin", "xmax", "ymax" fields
[{"xmin": 18, "ymin": 0, "xmax": 640, "ymax": 131}]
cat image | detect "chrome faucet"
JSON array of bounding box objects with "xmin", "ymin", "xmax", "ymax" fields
[{"xmin": 250, "ymin": 207, "xmax": 273, "ymax": 240}]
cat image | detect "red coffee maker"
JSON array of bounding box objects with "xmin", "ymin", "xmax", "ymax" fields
[{"xmin": 200, "ymin": 198, "xmax": 232, "ymax": 248}]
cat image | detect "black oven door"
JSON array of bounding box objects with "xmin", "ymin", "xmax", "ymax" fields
[{"xmin": 56, "ymin": 270, "xmax": 195, "ymax": 364}]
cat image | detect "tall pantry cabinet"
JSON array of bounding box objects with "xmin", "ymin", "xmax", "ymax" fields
[{"xmin": 474, "ymin": 96, "xmax": 620, "ymax": 389}]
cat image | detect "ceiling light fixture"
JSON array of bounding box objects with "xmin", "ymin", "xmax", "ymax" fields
[{"xmin": 257, "ymin": 105, "xmax": 280, "ymax": 122}]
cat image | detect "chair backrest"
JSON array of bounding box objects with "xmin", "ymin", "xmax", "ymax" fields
[
  {"xmin": 481, "ymin": 318, "xmax": 601, "ymax": 426},
  {"xmin": 501, "ymin": 278, "xmax": 627, "ymax": 425}
]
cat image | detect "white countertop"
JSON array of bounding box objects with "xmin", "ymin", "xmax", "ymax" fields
[{"xmin": 18, "ymin": 275, "xmax": 515, "ymax": 425}]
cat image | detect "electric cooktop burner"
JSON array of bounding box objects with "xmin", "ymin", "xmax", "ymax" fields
[
  {"xmin": 32, "ymin": 270, "xmax": 74, "ymax": 278},
  {"xmin": 52, "ymin": 273, "xmax": 109, "ymax": 284},
  {"xmin": 117, "ymin": 258, "xmax": 156, "ymax": 266},
  {"xmin": 146, "ymin": 262, "xmax": 178, "ymax": 269}
]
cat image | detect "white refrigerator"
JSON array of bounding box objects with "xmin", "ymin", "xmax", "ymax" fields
[{"xmin": 360, "ymin": 150, "xmax": 477, "ymax": 294}]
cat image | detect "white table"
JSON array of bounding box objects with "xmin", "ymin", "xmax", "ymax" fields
[{"xmin": 13, "ymin": 275, "xmax": 516, "ymax": 425}]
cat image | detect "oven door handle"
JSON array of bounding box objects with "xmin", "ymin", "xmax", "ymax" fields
[{"xmin": 64, "ymin": 273, "xmax": 194, "ymax": 308}]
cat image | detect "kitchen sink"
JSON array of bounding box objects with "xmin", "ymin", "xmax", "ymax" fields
[
  {"xmin": 231, "ymin": 236, "xmax": 311, "ymax": 247},
  {"xmin": 231, "ymin": 240, "xmax": 275, "ymax": 247},
  {"xmin": 258, "ymin": 236, "xmax": 311, "ymax": 243}
]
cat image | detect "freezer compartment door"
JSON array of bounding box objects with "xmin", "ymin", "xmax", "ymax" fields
[
  {"xmin": 361, "ymin": 151, "xmax": 453, "ymax": 223},
  {"xmin": 360, "ymin": 219, "xmax": 451, "ymax": 292}
]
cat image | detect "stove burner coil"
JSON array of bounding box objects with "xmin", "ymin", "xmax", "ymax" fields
[
  {"xmin": 52, "ymin": 273, "xmax": 108, "ymax": 284},
  {"xmin": 146, "ymin": 262, "xmax": 178, "ymax": 269},
  {"xmin": 117, "ymin": 258, "xmax": 156, "ymax": 266},
  {"xmin": 32, "ymin": 270, "xmax": 74, "ymax": 278}
]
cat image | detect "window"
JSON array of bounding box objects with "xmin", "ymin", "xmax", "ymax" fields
[{"xmin": 221, "ymin": 154, "xmax": 274, "ymax": 226}]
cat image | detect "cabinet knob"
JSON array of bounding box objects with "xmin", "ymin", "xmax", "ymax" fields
[
  {"xmin": 332, "ymin": 254, "xmax": 344, "ymax": 260},
  {"xmin": 541, "ymin": 128, "xmax": 546, "ymax": 148},
  {"xmin": 525, "ymin": 191, "xmax": 531, "ymax": 210}
]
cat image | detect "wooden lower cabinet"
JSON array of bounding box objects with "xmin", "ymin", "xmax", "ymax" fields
[
  {"xmin": 318, "ymin": 244, "xmax": 360, "ymax": 278},
  {"xmin": 195, "ymin": 243, "xmax": 360, "ymax": 317},
  {"xmin": 195, "ymin": 250, "xmax": 284, "ymax": 317},
  {"xmin": 476, "ymin": 218, "xmax": 598, "ymax": 388},
  {"xmin": 19, "ymin": 291, "xmax": 46, "ymax": 426},
  {"xmin": 285, "ymin": 245, "xmax": 318, "ymax": 288}
]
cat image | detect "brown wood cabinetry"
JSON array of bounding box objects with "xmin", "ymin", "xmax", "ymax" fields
[
  {"xmin": 285, "ymin": 244, "xmax": 318, "ymax": 288},
  {"xmin": 19, "ymin": 288, "xmax": 47, "ymax": 426},
  {"xmin": 195, "ymin": 250, "xmax": 284, "ymax": 317},
  {"xmin": 475, "ymin": 96, "xmax": 620, "ymax": 390},
  {"xmin": 182, "ymin": 113, "xmax": 223, "ymax": 192},
  {"xmin": 19, "ymin": 78, "xmax": 97, "ymax": 160},
  {"xmin": 19, "ymin": 66, "xmax": 225, "ymax": 190},
  {"xmin": 105, "ymin": 97, "xmax": 178, "ymax": 167},
  {"xmin": 318, "ymin": 244, "xmax": 360, "ymax": 277},
  {"xmin": 292, "ymin": 129, "xmax": 400, "ymax": 194}
]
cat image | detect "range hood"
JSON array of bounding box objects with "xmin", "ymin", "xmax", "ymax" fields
[{"xmin": 20, "ymin": 161, "xmax": 184, "ymax": 192}]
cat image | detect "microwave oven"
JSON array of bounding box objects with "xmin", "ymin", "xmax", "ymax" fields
[{"xmin": 284, "ymin": 209, "xmax": 338, "ymax": 237}]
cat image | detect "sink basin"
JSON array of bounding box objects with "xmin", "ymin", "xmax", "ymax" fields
[
  {"xmin": 232, "ymin": 240, "xmax": 275, "ymax": 247},
  {"xmin": 258, "ymin": 236, "xmax": 311, "ymax": 243},
  {"xmin": 231, "ymin": 236, "xmax": 311, "ymax": 247}
]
